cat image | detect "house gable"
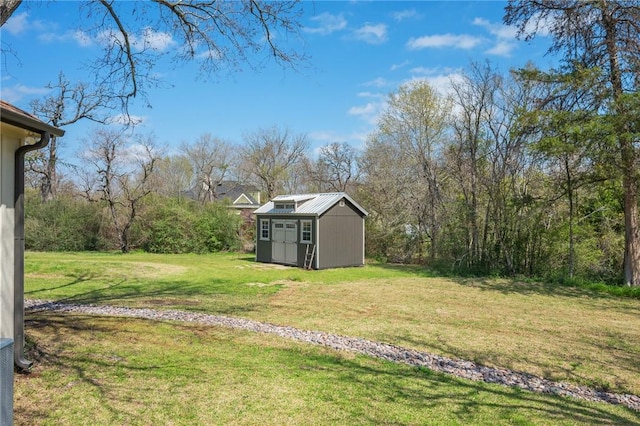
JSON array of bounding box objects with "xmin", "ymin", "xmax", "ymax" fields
[{"xmin": 233, "ymin": 193, "xmax": 253, "ymax": 206}]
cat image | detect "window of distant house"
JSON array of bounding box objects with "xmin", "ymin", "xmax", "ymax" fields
[
  {"xmin": 260, "ymin": 219, "xmax": 270, "ymax": 240},
  {"xmin": 301, "ymin": 220, "xmax": 312, "ymax": 243}
]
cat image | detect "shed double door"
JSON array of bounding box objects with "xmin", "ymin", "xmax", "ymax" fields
[{"xmin": 272, "ymin": 220, "xmax": 297, "ymax": 264}]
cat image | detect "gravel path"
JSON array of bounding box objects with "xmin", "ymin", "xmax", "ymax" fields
[{"xmin": 25, "ymin": 299, "xmax": 640, "ymax": 412}]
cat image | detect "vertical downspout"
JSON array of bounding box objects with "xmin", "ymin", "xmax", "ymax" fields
[{"xmin": 13, "ymin": 131, "xmax": 50, "ymax": 369}]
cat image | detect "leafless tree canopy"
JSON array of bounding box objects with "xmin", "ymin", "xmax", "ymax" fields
[
  {"xmin": 240, "ymin": 126, "xmax": 309, "ymax": 199},
  {"xmin": 80, "ymin": 128, "xmax": 161, "ymax": 253},
  {"xmin": 181, "ymin": 134, "xmax": 235, "ymax": 203},
  {"xmin": 305, "ymin": 142, "xmax": 359, "ymax": 193},
  {"xmin": 1, "ymin": 0, "xmax": 306, "ymax": 109},
  {"xmin": 27, "ymin": 72, "xmax": 117, "ymax": 201}
]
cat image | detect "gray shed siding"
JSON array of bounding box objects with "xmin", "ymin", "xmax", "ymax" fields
[
  {"xmin": 254, "ymin": 193, "xmax": 366, "ymax": 269},
  {"xmin": 255, "ymin": 215, "xmax": 317, "ymax": 268},
  {"xmin": 255, "ymin": 216, "xmax": 272, "ymax": 263},
  {"xmin": 317, "ymin": 200, "xmax": 364, "ymax": 269}
]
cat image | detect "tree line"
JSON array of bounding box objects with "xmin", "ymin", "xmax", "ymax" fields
[
  {"xmin": 25, "ymin": 57, "xmax": 636, "ymax": 286},
  {"xmin": 7, "ymin": 1, "xmax": 640, "ymax": 286}
]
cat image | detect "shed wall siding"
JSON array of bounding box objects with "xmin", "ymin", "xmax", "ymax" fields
[
  {"xmin": 318, "ymin": 201, "xmax": 364, "ymax": 269},
  {"xmin": 255, "ymin": 215, "xmax": 316, "ymax": 268},
  {"xmin": 255, "ymin": 216, "xmax": 272, "ymax": 263}
]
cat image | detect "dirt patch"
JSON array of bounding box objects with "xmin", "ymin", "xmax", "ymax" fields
[
  {"xmin": 246, "ymin": 280, "xmax": 302, "ymax": 287},
  {"xmin": 245, "ymin": 282, "xmax": 270, "ymax": 287},
  {"xmin": 236, "ymin": 263, "xmax": 293, "ymax": 270},
  {"xmin": 144, "ymin": 298, "xmax": 201, "ymax": 307},
  {"xmin": 122, "ymin": 262, "xmax": 188, "ymax": 278}
]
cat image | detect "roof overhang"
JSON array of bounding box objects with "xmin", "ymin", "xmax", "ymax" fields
[
  {"xmin": 254, "ymin": 192, "xmax": 368, "ymax": 217},
  {"xmin": 1, "ymin": 101, "xmax": 65, "ymax": 137}
]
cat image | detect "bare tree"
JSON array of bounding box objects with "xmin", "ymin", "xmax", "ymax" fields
[
  {"xmin": 80, "ymin": 128, "xmax": 160, "ymax": 253},
  {"xmin": 1, "ymin": 0, "xmax": 306, "ymax": 110},
  {"xmin": 505, "ymin": 0, "xmax": 640, "ymax": 286},
  {"xmin": 240, "ymin": 126, "xmax": 309, "ymax": 199},
  {"xmin": 151, "ymin": 154, "xmax": 193, "ymax": 201},
  {"xmin": 366, "ymin": 80, "xmax": 451, "ymax": 262},
  {"xmin": 449, "ymin": 61, "xmax": 500, "ymax": 268},
  {"xmin": 181, "ymin": 133, "xmax": 235, "ymax": 203},
  {"xmin": 305, "ymin": 142, "xmax": 359, "ymax": 193},
  {"xmin": 28, "ymin": 72, "xmax": 116, "ymax": 202}
]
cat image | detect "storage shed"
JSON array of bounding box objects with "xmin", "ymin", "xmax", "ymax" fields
[{"xmin": 254, "ymin": 192, "xmax": 368, "ymax": 269}]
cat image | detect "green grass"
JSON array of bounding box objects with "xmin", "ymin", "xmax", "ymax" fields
[
  {"xmin": 18, "ymin": 251, "xmax": 640, "ymax": 424},
  {"xmin": 16, "ymin": 313, "xmax": 639, "ymax": 425}
]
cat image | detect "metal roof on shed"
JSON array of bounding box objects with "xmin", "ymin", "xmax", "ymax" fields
[{"xmin": 254, "ymin": 192, "xmax": 368, "ymax": 217}]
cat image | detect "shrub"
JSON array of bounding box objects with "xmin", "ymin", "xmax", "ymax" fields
[{"xmin": 25, "ymin": 193, "xmax": 102, "ymax": 251}]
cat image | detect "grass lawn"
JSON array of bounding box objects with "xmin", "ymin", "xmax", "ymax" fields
[{"xmin": 17, "ymin": 251, "xmax": 640, "ymax": 424}]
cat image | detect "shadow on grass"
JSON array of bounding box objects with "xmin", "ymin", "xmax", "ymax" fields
[
  {"xmin": 317, "ymin": 356, "xmax": 640, "ymax": 426},
  {"xmin": 26, "ymin": 270, "xmax": 273, "ymax": 316},
  {"xmin": 24, "ymin": 273, "xmax": 94, "ymax": 295},
  {"xmin": 16, "ymin": 313, "xmax": 640, "ymax": 426},
  {"xmin": 373, "ymin": 262, "xmax": 640, "ymax": 303}
]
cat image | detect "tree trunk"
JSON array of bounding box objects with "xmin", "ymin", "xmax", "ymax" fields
[
  {"xmin": 622, "ymin": 157, "xmax": 640, "ymax": 286},
  {"xmin": 565, "ymin": 154, "xmax": 575, "ymax": 279},
  {"xmin": 600, "ymin": 2, "xmax": 640, "ymax": 286},
  {"xmin": 41, "ymin": 136, "xmax": 58, "ymax": 202}
]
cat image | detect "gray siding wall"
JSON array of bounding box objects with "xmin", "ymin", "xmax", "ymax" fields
[
  {"xmin": 255, "ymin": 215, "xmax": 316, "ymax": 268},
  {"xmin": 297, "ymin": 217, "xmax": 316, "ymax": 268},
  {"xmin": 317, "ymin": 200, "xmax": 364, "ymax": 269},
  {"xmin": 255, "ymin": 215, "xmax": 272, "ymax": 263},
  {"xmin": 256, "ymin": 198, "xmax": 365, "ymax": 269}
]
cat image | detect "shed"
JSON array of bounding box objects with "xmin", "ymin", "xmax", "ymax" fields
[
  {"xmin": 0, "ymin": 100, "xmax": 64, "ymax": 371},
  {"xmin": 254, "ymin": 192, "xmax": 368, "ymax": 269}
]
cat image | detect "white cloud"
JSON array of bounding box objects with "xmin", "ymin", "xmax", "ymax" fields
[
  {"xmin": 109, "ymin": 114, "xmax": 146, "ymax": 126},
  {"xmin": 391, "ymin": 60, "xmax": 410, "ymax": 71},
  {"xmin": 134, "ymin": 28, "xmax": 175, "ymax": 51},
  {"xmin": 1, "ymin": 84, "xmax": 50, "ymax": 103},
  {"xmin": 472, "ymin": 17, "xmax": 519, "ymax": 57},
  {"xmin": 39, "ymin": 27, "xmax": 174, "ymax": 52},
  {"xmin": 3, "ymin": 12, "xmax": 28, "ymax": 35},
  {"xmin": 348, "ymin": 103, "xmax": 377, "ymax": 116},
  {"xmin": 308, "ymin": 131, "xmax": 368, "ymax": 157},
  {"xmin": 39, "ymin": 29, "xmax": 95, "ymax": 46},
  {"xmin": 73, "ymin": 30, "xmax": 93, "ymax": 47},
  {"xmin": 361, "ymin": 77, "xmax": 389, "ymax": 88},
  {"xmin": 473, "ymin": 17, "xmax": 518, "ymax": 39},
  {"xmin": 356, "ymin": 91, "xmax": 385, "ymax": 99},
  {"xmin": 408, "ymin": 66, "xmax": 445, "ymax": 76},
  {"xmin": 353, "ymin": 23, "xmax": 388, "ymax": 44},
  {"xmin": 485, "ymin": 40, "xmax": 517, "ymax": 56},
  {"xmin": 308, "ymin": 130, "xmax": 341, "ymax": 144},
  {"xmin": 392, "ymin": 9, "xmax": 421, "ymax": 22},
  {"xmin": 407, "ymin": 34, "xmax": 482, "ymax": 50},
  {"xmin": 522, "ymin": 12, "xmax": 553, "ymax": 38},
  {"xmin": 403, "ymin": 68, "xmax": 464, "ymax": 97},
  {"xmin": 348, "ymin": 101, "xmax": 385, "ymax": 125},
  {"xmin": 304, "ymin": 12, "xmax": 348, "ymax": 35}
]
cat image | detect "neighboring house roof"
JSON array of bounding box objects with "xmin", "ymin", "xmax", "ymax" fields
[
  {"xmin": 217, "ymin": 181, "xmax": 260, "ymax": 206},
  {"xmin": 183, "ymin": 181, "xmax": 261, "ymax": 207},
  {"xmin": 0, "ymin": 100, "xmax": 65, "ymax": 136},
  {"xmin": 254, "ymin": 192, "xmax": 368, "ymax": 217}
]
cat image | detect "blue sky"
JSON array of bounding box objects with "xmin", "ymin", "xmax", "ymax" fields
[{"xmin": 1, "ymin": 1, "xmax": 552, "ymax": 157}]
